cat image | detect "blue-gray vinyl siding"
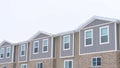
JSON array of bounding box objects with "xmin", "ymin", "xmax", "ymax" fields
[
  {"xmin": 60, "ymin": 34, "xmax": 74, "ymax": 57},
  {"xmin": 85, "ymin": 19, "xmax": 110, "ymax": 28},
  {"xmin": 0, "ymin": 42, "xmax": 13, "ymax": 63},
  {"xmin": 80, "ymin": 23, "xmax": 115, "ymax": 54},
  {"xmin": 30, "ymin": 37, "xmax": 52, "ymax": 60},
  {"xmin": 18, "ymin": 43, "xmax": 27, "ymax": 62}
]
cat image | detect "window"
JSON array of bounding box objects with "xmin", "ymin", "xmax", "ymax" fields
[
  {"xmin": 84, "ymin": 29, "xmax": 93, "ymax": 46},
  {"xmin": 91, "ymin": 57, "xmax": 101, "ymax": 67},
  {"xmin": 33, "ymin": 41, "xmax": 39, "ymax": 54},
  {"xmin": 20, "ymin": 44, "xmax": 26, "ymax": 56},
  {"xmin": 64, "ymin": 60, "xmax": 73, "ymax": 68},
  {"xmin": 0, "ymin": 48, "xmax": 4, "ymax": 59},
  {"xmin": 2, "ymin": 66, "xmax": 6, "ymax": 68},
  {"xmin": 100, "ymin": 26, "xmax": 109, "ymax": 44},
  {"xmin": 37, "ymin": 62, "xmax": 43, "ymax": 68},
  {"xmin": 21, "ymin": 64, "xmax": 27, "ymax": 68},
  {"xmin": 42, "ymin": 39, "xmax": 48, "ymax": 53},
  {"xmin": 6, "ymin": 47, "xmax": 11, "ymax": 58},
  {"xmin": 63, "ymin": 35, "xmax": 70, "ymax": 50}
]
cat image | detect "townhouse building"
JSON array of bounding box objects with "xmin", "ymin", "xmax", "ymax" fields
[{"xmin": 0, "ymin": 16, "xmax": 120, "ymax": 68}]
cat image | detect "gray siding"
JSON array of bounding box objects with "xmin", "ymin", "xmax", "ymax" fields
[
  {"xmin": 33, "ymin": 33, "xmax": 50, "ymax": 39},
  {"xmin": 85, "ymin": 19, "xmax": 110, "ymax": 28},
  {"xmin": 30, "ymin": 37, "xmax": 52, "ymax": 60},
  {"xmin": 60, "ymin": 34, "xmax": 74, "ymax": 57},
  {"xmin": 18, "ymin": 43, "xmax": 27, "ymax": 62},
  {"xmin": 0, "ymin": 42, "xmax": 13, "ymax": 63},
  {"xmin": 80, "ymin": 23, "xmax": 115, "ymax": 54}
]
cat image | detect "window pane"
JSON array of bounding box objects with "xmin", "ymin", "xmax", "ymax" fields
[
  {"xmin": 64, "ymin": 36, "xmax": 70, "ymax": 43},
  {"xmin": 101, "ymin": 28, "xmax": 107, "ymax": 36},
  {"xmin": 64, "ymin": 43, "xmax": 69, "ymax": 49},
  {"xmin": 86, "ymin": 31, "xmax": 91, "ymax": 38},
  {"xmin": 43, "ymin": 46, "xmax": 47, "ymax": 51},
  {"xmin": 86, "ymin": 38, "xmax": 92, "ymax": 45},
  {"xmin": 69, "ymin": 61, "xmax": 72, "ymax": 68},
  {"xmin": 101, "ymin": 36, "xmax": 108, "ymax": 43},
  {"xmin": 93, "ymin": 62, "xmax": 96, "ymax": 66},
  {"xmin": 97, "ymin": 58, "xmax": 101, "ymax": 66},
  {"xmin": 34, "ymin": 48, "xmax": 38, "ymax": 53},
  {"xmin": 65, "ymin": 62, "xmax": 69, "ymax": 68}
]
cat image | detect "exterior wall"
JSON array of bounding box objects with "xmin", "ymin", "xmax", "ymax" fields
[
  {"xmin": 0, "ymin": 42, "xmax": 14, "ymax": 63},
  {"xmin": 80, "ymin": 23, "xmax": 116, "ymax": 54},
  {"xmin": 33, "ymin": 33, "xmax": 50, "ymax": 39},
  {"xmin": 79, "ymin": 51, "xmax": 118, "ymax": 68},
  {"xmin": 60, "ymin": 33, "xmax": 74, "ymax": 57},
  {"xmin": 18, "ymin": 43, "xmax": 28, "ymax": 62},
  {"xmin": 85, "ymin": 19, "xmax": 110, "ymax": 28},
  {"xmin": 30, "ymin": 37, "xmax": 52, "ymax": 60},
  {"xmin": 28, "ymin": 59, "xmax": 54, "ymax": 68},
  {"xmin": 0, "ymin": 63, "xmax": 14, "ymax": 68},
  {"xmin": 54, "ymin": 32, "xmax": 79, "ymax": 68}
]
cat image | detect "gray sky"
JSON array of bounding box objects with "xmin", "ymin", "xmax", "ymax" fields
[{"xmin": 0, "ymin": 0, "xmax": 120, "ymax": 43}]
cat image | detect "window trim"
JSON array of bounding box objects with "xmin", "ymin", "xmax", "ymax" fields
[
  {"xmin": 21, "ymin": 64, "xmax": 27, "ymax": 68},
  {"xmin": 84, "ymin": 29, "xmax": 93, "ymax": 47},
  {"xmin": 42, "ymin": 39, "xmax": 49, "ymax": 53},
  {"xmin": 91, "ymin": 57, "xmax": 102, "ymax": 67},
  {"xmin": 20, "ymin": 44, "xmax": 26, "ymax": 57},
  {"xmin": 99, "ymin": 26, "xmax": 109, "ymax": 45},
  {"xmin": 0, "ymin": 48, "xmax": 4, "ymax": 59},
  {"xmin": 33, "ymin": 40, "xmax": 39, "ymax": 54},
  {"xmin": 63, "ymin": 35, "xmax": 71, "ymax": 50},
  {"xmin": 64, "ymin": 59, "xmax": 73, "ymax": 68},
  {"xmin": 6, "ymin": 47, "xmax": 11, "ymax": 58},
  {"xmin": 36, "ymin": 62, "xmax": 43, "ymax": 68}
]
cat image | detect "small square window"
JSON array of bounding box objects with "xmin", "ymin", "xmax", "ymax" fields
[
  {"xmin": 64, "ymin": 60, "xmax": 73, "ymax": 68},
  {"xmin": 37, "ymin": 62, "xmax": 43, "ymax": 68},
  {"xmin": 91, "ymin": 57, "xmax": 101, "ymax": 67}
]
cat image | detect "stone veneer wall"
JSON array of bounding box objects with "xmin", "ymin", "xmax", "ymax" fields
[{"xmin": 79, "ymin": 51, "xmax": 119, "ymax": 68}]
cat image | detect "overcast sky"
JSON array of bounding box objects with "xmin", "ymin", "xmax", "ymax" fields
[{"xmin": 0, "ymin": 0, "xmax": 120, "ymax": 43}]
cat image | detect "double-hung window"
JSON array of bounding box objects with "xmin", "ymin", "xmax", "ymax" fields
[
  {"xmin": 42, "ymin": 39, "xmax": 48, "ymax": 53},
  {"xmin": 21, "ymin": 64, "xmax": 27, "ymax": 68},
  {"xmin": 91, "ymin": 57, "xmax": 101, "ymax": 67},
  {"xmin": 64, "ymin": 60, "xmax": 73, "ymax": 68},
  {"xmin": 33, "ymin": 41, "xmax": 39, "ymax": 54},
  {"xmin": 100, "ymin": 26, "xmax": 109, "ymax": 44},
  {"xmin": 63, "ymin": 35, "xmax": 70, "ymax": 50},
  {"xmin": 85, "ymin": 29, "xmax": 93, "ymax": 46},
  {"xmin": 20, "ymin": 44, "xmax": 26, "ymax": 56},
  {"xmin": 37, "ymin": 62, "xmax": 43, "ymax": 68},
  {"xmin": 6, "ymin": 47, "xmax": 11, "ymax": 58},
  {"xmin": 0, "ymin": 48, "xmax": 4, "ymax": 59}
]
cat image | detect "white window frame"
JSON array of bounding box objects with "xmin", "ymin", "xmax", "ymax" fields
[
  {"xmin": 42, "ymin": 39, "xmax": 49, "ymax": 53},
  {"xmin": 0, "ymin": 48, "xmax": 4, "ymax": 59},
  {"xmin": 20, "ymin": 44, "xmax": 26, "ymax": 57},
  {"xmin": 33, "ymin": 40, "xmax": 39, "ymax": 54},
  {"xmin": 99, "ymin": 26, "xmax": 109, "ymax": 45},
  {"xmin": 91, "ymin": 57, "xmax": 102, "ymax": 67},
  {"xmin": 21, "ymin": 64, "xmax": 27, "ymax": 68},
  {"xmin": 63, "ymin": 35, "xmax": 71, "ymax": 50},
  {"xmin": 6, "ymin": 47, "xmax": 11, "ymax": 58},
  {"xmin": 64, "ymin": 59, "xmax": 73, "ymax": 68},
  {"xmin": 36, "ymin": 62, "xmax": 43, "ymax": 68},
  {"xmin": 84, "ymin": 29, "xmax": 93, "ymax": 47}
]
